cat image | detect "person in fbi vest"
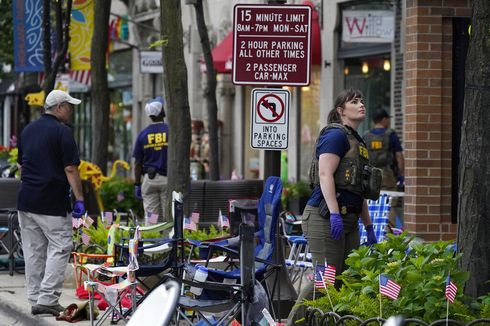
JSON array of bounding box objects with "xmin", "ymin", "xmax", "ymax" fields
[
  {"xmin": 363, "ymin": 108, "xmax": 405, "ymax": 226},
  {"xmin": 133, "ymin": 96, "xmax": 169, "ymax": 224}
]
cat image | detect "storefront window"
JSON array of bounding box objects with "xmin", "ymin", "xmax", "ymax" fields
[{"xmin": 344, "ymin": 56, "xmax": 391, "ymax": 135}]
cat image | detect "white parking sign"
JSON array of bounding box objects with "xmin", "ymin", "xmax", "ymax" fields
[{"xmin": 250, "ymin": 88, "xmax": 290, "ymax": 150}]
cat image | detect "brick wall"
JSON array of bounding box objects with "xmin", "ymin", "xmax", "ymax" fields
[{"xmin": 404, "ymin": 0, "xmax": 471, "ymax": 241}]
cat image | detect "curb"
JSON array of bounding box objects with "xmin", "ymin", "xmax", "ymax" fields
[{"xmin": 0, "ymin": 291, "xmax": 55, "ymax": 326}]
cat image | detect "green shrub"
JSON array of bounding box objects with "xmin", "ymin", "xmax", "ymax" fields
[
  {"xmin": 99, "ymin": 176, "xmax": 143, "ymax": 218},
  {"xmin": 301, "ymin": 233, "xmax": 490, "ymax": 323}
]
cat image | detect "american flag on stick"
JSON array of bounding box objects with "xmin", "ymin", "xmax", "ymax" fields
[
  {"xmin": 379, "ymin": 274, "xmax": 401, "ymax": 300},
  {"xmin": 217, "ymin": 209, "xmax": 230, "ymax": 228},
  {"xmin": 81, "ymin": 232, "xmax": 91, "ymax": 245},
  {"xmin": 323, "ymin": 263, "xmax": 336, "ymax": 286},
  {"xmin": 184, "ymin": 217, "xmax": 197, "ymax": 231},
  {"xmin": 314, "ymin": 264, "xmax": 326, "ymax": 289},
  {"xmin": 445, "ymin": 276, "xmax": 457, "ymax": 303}
]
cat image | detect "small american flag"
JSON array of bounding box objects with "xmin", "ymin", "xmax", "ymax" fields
[
  {"xmin": 184, "ymin": 217, "xmax": 197, "ymax": 231},
  {"xmin": 191, "ymin": 212, "xmax": 200, "ymax": 224},
  {"xmin": 314, "ymin": 265, "xmax": 326, "ymax": 289},
  {"xmin": 146, "ymin": 212, "xmax": 159, "ymax": 225},
  {"xmin": 81, "ymin": 232, "xmax": 91, "ymax": 245},
  {"xmin": 445, "ymin": 276, "xmax": 457, "ymax": 303},
  {"xmin": 72, "ymin": 218, "xmax": 81, "ymax": 229},
  {"xmin": 217, "ymin": 209, "xmax": 230, "ymax": 228},
  {"xmin": 324, "ymin": 263, "xmax": 336, "ymax": 286},
  {"xmin": 103, "ymin": 212, "xmax": 113, "ymax": 225},
  {"xmin": 83, "ymin": 215, "xmax": 94, "ymax": 228},
  {"xmin": 380, "ymin": 274, "xmax": 401, "ymax": 300}
]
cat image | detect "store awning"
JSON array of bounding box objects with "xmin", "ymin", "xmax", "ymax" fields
[
  {"xmin": 206, "ymin": 1, "xmax": 321, "ymax": 74},
  {"xmin": 210, "ymin": 32, "xmax": 233, "ymax": 74}
]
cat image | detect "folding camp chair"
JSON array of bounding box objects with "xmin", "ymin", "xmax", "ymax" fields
[
  {"xmin": 0, "ymin": 209, "xmax": 23, "ymax": 276},
  {"xmin": 175, "ymin": 223, "xmax": 257, "ymax": 325},
  {"xmin": 179, "ymin": 177, "xmax": 293, "ymax": 323},
  {"xmin": 84, "ymin": 227, "xmax": 141, "ymax": 326},
  {"xmin": 359, "ymin": 194, "xmax": 391, "ymax": 244}
]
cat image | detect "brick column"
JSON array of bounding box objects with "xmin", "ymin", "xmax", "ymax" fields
[{"xmin": 404, "ymin": 0, "xmax": 470, "ymax": 241}]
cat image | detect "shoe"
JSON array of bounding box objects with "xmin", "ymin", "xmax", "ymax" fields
[{"xmin": 31, "ymin": 304, "xmax": 65, "ymax": 316}]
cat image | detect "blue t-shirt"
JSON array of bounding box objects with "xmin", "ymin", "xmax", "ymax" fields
[
  {"xmin": 307, "ymin": 127, "xmax": 364, "ymax": 210},
  {"xmin": 133, "ymin": 122, "xmax": 169, "ymax": 176},
  {"xmin": 369, "ymin": 128, "xmax": 403, "ymax": 152},
  {"xmin": 17, "ymin": 114, "xmax": 81, "ymax": 216}
]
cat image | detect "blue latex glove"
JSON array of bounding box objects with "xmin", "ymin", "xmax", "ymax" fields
[
  {"xmin": 365, "ymin": 224, "xmax": 378, "ymax": 245},
  {"xmin": 329, "ymin": 213, "xmax": 344, "ymax": 241},
  {"xmin": 72, "ymin": 200, "xmax": 85, "ymax": 219},
  {"xmin": 134, "ymin": 184, "xmax": 142, "ymax": 200}
]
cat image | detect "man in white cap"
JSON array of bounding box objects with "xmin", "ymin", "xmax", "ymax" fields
[
  {"xmin": 17, "ymin": 89, "xmax": 85, "ymax": 316},
  {"xmin": 133, "ymin": 96, "xmax": 169, "ymax": 225}
]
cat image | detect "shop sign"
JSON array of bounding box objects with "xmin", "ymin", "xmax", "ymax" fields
[
  {"xmin": 250, "ymin": 88, "xmax": 290, "ymax": 150},
  {"xmin": 140, "ymin": 51, "xmax": 164, "ymax": 74},
  {"xmin": 342, "ymin": 10, "xmax": 394, "ymax": 43},
  {"xmin": 233, "ymin": 4, "xmax": 312, "ymax": 86}
]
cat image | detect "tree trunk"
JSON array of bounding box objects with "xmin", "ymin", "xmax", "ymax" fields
[
  {"xmin": 457, "ymin": 0, "xmax": 490, "ymax": 298},
  {"xmin": 160, "ymin": 0, "xmax": 192, "ymax": 215},
  {"xmin": 194, "ymin": 0, "xmax": 220, "ymax": 180},
  {"xmin": 90, "ymin": 0, "xmax": 111, "ymax": 174},
  {"xmin": 42, "ymin": 0, "xmax": 72, "ymax": 95}
]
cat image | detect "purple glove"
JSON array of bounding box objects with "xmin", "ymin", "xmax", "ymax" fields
[
  {"xmin": 329, "ymin": 213, "xmax": 344, "ymax": 241},
  {"xmin": 72, "ymin": 200, "xmax": 85, "ymax": 219},
  {"xmin": 134, "ymin": 184, "xmax": 142, "ymax": 200},
  {"xmin": 365, "ymin": 224, "xmax": 378, "ymax": 245}
]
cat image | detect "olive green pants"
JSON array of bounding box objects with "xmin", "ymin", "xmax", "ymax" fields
[{"xmin": 286, "ymin": 205, "xmax": 360, "ymax": 325}]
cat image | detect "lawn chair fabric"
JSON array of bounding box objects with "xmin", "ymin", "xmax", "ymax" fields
[{"xmin": 359, "ymin": 194, "xmax": 391, "ymax": 244}]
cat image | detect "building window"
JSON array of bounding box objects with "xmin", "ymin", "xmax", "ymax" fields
[{"xmin": 343, "ymin": 56, "xmax": 391, "ymax": 135}]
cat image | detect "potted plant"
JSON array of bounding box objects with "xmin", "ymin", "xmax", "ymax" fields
[{"xmin": 282, "ymin": 180, "xmax": 311, "ymax": 215}]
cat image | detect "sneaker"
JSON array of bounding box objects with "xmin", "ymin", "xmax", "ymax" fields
[{"xmin": 31, "ymin": 304, "xmax": 64, "ymax": 316}]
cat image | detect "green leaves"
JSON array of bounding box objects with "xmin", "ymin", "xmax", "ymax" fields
[{"xmin": 304, "ymin": 232, "xmax": 490, "ymax": 322}]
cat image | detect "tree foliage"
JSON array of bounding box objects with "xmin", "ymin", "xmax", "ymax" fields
[
  {"xmin": 0, "ymin": 0, "xmax": 13, "ymax": 79},
  {"xmin": 457, "ymin": 0, "xmax": 490, "ymax": 298}
]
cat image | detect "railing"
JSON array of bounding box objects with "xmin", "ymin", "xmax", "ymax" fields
[{"xmin": 305, "ymin": 307, "xmax": 490, "ymax": 326}]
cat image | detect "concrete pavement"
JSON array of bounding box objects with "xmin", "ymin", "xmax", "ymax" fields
[{"xmin": 0, "ymin": 264, "xmax": 107, "ymax": 326}]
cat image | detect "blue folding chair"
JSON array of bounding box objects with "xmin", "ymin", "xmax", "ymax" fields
[
  {"xmin": 359, "ymin": 194, "xmax": 391, "ymax": 244},
  {"xmin": 176, "ymin": 176, "xmax": 285, "ymax": 325}
]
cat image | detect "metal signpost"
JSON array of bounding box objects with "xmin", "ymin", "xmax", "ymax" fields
[{"xmin": 251, "ymin": 88, "xmax": 290, "ymax": 150}]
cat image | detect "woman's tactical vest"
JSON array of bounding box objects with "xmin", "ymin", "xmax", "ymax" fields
[{"xmin": 308, "ymin": 123, "xmax": 382, "ymax": 200}]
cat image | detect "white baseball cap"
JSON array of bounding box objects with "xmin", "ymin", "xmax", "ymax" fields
[
  {"xmin": 145, "ymin": 98, "xmax": 165, "ymax": 117},
  {"xmin": 44, "ymin": 90, "xmax": 81, "ymax": 109}
]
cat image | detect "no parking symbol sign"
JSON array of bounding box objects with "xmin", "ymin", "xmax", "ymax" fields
[{"xmin": 251, "ymin": 88, "xmax": 290, "ymax": 150}]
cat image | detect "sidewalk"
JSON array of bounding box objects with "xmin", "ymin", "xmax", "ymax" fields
[{"xmin": 0, "ymin": 265, "xmax": 106, "ymax": 326}]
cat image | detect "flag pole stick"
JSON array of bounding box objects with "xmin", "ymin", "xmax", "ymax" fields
[
  {"xmin": 379, "ymin": 274, "xmax": 382, "ymax": 323},
  {"xmin": 313, "ymin": 261, "xmax": 317, "ymax": 301},
  {"xmin": 446, "ymin": 298, "xmax": 449, "ymax": 326},
  {"xmin": 325, "ymin": 282, "xmax": 334, "ymax": 312}
]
